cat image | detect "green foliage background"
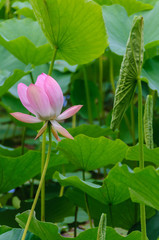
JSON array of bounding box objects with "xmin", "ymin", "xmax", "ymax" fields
[{"xmin": 1, "ymin": 0, "xmax": 159, "ymax": 239}]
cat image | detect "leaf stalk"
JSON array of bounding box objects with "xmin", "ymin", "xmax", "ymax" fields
[
  {"xmin": 48, "ymin": 47, "xmax": 58, "ymax": 76},
  {"xmin": 137, "ymin": 78, "xmax": 147, "ymax": 240},
  {"xmin": 82, "ymin": 170, "xmax": 93, "ymax": 228}
]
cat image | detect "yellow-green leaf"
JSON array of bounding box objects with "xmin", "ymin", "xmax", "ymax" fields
[{"xmin": 30, "ymin": 0, "xmax": 108, "ymax": 65}]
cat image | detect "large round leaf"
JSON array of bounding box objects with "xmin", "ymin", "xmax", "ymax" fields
[
  {"xmin": 57, "ymin": 134, "xmax": 128, "ymax": 171},
  {"xmin": 30, "ymin": 0, "xmax": 108, "ymax": 65},
  {"xmin": 111, "ymin": 164, "xmax": 159, "ymax": 211},
  {"xmin": 102, "ymin": 3, "xmax": 159, "ymax": 56},
  {"xmin": 139, "ymin": 0, "xmax": 159, "ymax": 6},
  {"xmin": 66, "ymin": 188, "xmax": 155, "ymax": 230},
  {"xmin": 0, "ymin": 229, "xmax": 38, "ymax": 240},
  {"xmin": 0, "ymin": 18, "xmax": 53, "ymax": 65},
  {"xmin": 68, "ymin": 124, "xmax": 116, "ymax": 138},
  {"xmin": 0, "ymin": 226, "xmax": 144, "ymax": 240},
  {"xmin": 16, "ymin": 211, "xmax": 60, "ymax": 240},
  {"xmin": 0, "ymin": 150, "xmax": 67, "ymax": 193},
  {"xmin": 141, "ymin": 56, "xmax": 159, "ymax": 95},
  {"xmin": 54, "ymin": 167, "xmax": 130, "ymax": 205},
  {"xmin": 15, "ymin": 211, "xmax": 144, "ymax": 240},
  {"xmin": 126, "ymin": 144, "xmax": 159, "ymax": 165},
  {"xmin": 94, "ymin": 0, "xmax": 153, "ymax": 16},
  {"xmin": 0, "ymin": 46, "xmax": 32, "ymax": 97},
  {"xmin": 102, "ymin": 4, "xmax": 131, "ymax": 55},
  {"xmin": 12, "ymin": 1, "xmax": 35, "ymax": 20}
]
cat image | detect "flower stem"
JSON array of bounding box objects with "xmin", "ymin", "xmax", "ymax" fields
[
  {"xmin": 83, "ymin": 66, "xmax": 93, "ymax": 124},
  {"xmin": 41, "ymin": 129, "xmax": 46, "ymax": 221},
  {"xmin": 39, "ymin": 47, "xmax": 57, "ymax": 221},
  {"xmin": 82, "ymin": 170, "xmax": 93, "ymax": 228},
  {"xmin": 39, "ymin": 47, "xmax": 57, "ymax": 220},
  {"xmin": 137, "ymin": 78, "xmax": 147, "ymax": 240},
  {"xmin": 48, "ymin": 47, "xmax": 58, "ymax": 76},
  {"xmin": 21, "ymin": 124, "xmax": 52, "ymax": 240}
]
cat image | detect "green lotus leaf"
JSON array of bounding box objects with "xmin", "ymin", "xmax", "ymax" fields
[
  {"xmin": 94, "ymin": 0, "xmax": 152, "ymax": 15},
  {"xmin": 0, "ymin": 229, "xmax": 38, "ymax": 240},
  {"xmin": 0, "ymin": 18, "xmax": 53, "ymax": 65},
  {"xmin": 16, "ymin": 211, "xmax": 59, "ymax": 240},
  {"xmin": 126, "ymin": 144, "xmax": 159, "ymax": 165},
  {"xmin": 110, "ymin": 16, "xmax": 144, "ymax": 130},
  {"xmin": 0, "ymin": 45, "xmax": 32, "ymax": 97},
  {"xmin": 68, "ymin": 124, "xmax": 116, "ymax": 138},
  {"xmin": 57, "ymin": 134, "xmax": 128, "ymax": 171},
  {"xmin": 139, "ymin": 0, "xmax": 159, "ymax": 5},
  {"xmin": 111, "ymin": 164, "xmax": 159, "ymax": 211},
  {"xmin": 54, "ymin": 166, "xmax": 130, "ymax": 205},
  {"xmin": 15, "ymin": 211, "xmax": 143, "ymax": 240},
  {"xmin": 0, "ymin": 151, "xmax": 67, "ymax": 193},
  {"xmin": 12, "ymin": 1, "xmax": 35, "ymax": 19},
  {"xmin": 30, "ymin": 0, "xmax": 108, "ymax": 65},
  {"xmin": 102, "ymin": 3, "xmax": 159, "ymax": 56},
  {"xmin": 144, "ymin": 95, "xmax": 154, "ymax": 149},
  {"xmin": 141, "ymin": 56, "xmax": 159, "ymax": 94},
  {"xmin": 0, "ymin": 68, "xmax": 31, "ymax": 97}
]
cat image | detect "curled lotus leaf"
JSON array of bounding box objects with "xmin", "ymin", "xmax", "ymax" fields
[
  {"xmin": 144, "ymin": 95, "xmax": 154, "ymax": 149},
  {"xmin": 111, "ymin": 16, "xmax": 144, "ymax": 131}
]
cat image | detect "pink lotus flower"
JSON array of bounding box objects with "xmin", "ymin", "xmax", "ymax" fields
[{"xmin": 11, "ymin": 73, "xmax": 82, "ymax": 140}]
